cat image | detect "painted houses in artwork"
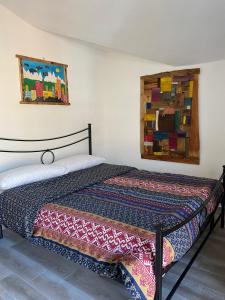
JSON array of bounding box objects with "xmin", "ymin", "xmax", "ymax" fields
[
  {"xmin": 18, "ymin": 56, "xmax": 69, "ymax": 105},
  {"xmin": 35, "ymin": 81, "xmax": 44, "ymax": 98},
  {"xmin": 55, "ymin": 78, "xmax": 62, "ymax": 100}
]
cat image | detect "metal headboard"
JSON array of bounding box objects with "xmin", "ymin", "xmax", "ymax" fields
[{"xmin": 0, "ymin": 123, "xmax": 92, "ymax": 164}]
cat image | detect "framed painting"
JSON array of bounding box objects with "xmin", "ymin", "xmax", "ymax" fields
[
  {"xmin": 140, "ymin": 68, "xmax": 200, "ymax": 164},
  {"xmin": 16, "ymin": 55, "xmax": 70, "ymax": 105}
]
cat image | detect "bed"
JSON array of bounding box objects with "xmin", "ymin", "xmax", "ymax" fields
[{"xmin": 0, "ymin": 124, "xmax": 224, "ymax": 300}]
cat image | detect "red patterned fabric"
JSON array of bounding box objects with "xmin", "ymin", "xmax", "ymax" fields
[
  {"xmin": 105, "ymin": 176, "xmax": 215, "ymax": 213},
  {"xmin": 105, "ymin": 177, "xmax": 211, "ymax": 200},
  {"xmin": 33, "ymin": 203, "xmax": 174, "ymax": 300}
]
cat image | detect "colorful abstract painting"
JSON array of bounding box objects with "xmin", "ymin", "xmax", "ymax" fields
[
  {"xmin": 17, "ymin": 55, "xmax": 70, "ymax": 105},
  {"xmin": 140, "ymin": 69, "xmax": 200, "ymax": 164}
]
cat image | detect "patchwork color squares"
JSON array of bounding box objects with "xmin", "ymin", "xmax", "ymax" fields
[{"xmin": 141, "ymin": 69, "xmax": 200, "ymax": 162}]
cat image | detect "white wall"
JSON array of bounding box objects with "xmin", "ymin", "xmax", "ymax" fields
[
  {"xmin": 1, "ymin": 4, "xmax": 225, "ymax": 179},
  {"xmin": 96, "ymin": 52, "xmax": 225, "ymax": 179},
  {"xmin": 0, "ymin": 5, "xmax": 103, "ymax": 171}
]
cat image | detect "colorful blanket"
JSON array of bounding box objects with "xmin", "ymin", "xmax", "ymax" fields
[{"xmin": 0, "ymin": 164, "xmax": 222, "ymax": 300}]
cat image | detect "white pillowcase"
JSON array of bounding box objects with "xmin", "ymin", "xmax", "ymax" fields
[
  {"xmin": 0, "ymin": 164, "xmax": 66, "ymax": 190},
  {"xmin": 53, "ymin": 154, "xmax": 105, "ymax": 174}
]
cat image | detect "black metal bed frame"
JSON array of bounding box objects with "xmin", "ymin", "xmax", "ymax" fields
[
  {"xmin": 0, "ymin": 123, "xmax": 92, "ymax": 163},
  {"xmin": 0, "ymin": 124, "xmax": 92, "ymax": 241},
  {"xmin": 0, "ymin": 123, "xmax": 224, "ymax": 300},
  {"xmin": 154, "ymin": 167, "xmax": 225, "ymax": 300}
]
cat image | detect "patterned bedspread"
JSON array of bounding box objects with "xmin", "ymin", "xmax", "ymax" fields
[{"xmin": 0, "ymin": 164, "xmax": 222, "ymax": 300}]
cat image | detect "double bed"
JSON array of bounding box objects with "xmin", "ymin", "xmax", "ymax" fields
[{"xmin": 0, "ymin": 124, "xmax": 224, "ymax": 300}]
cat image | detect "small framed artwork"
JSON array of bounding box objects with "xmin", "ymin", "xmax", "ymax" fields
[{"xmin": 16, "ymin": 55, "xmax": 70, "ymax": 105}]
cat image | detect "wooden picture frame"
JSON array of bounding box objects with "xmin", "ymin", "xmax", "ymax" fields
[
  {"xmin": 16, "ymin": 55, "xmax": 70, "ymax": 105},
  {"xmin": 140, "ymin": 68, "xmax": 200, "ymax": 164}
]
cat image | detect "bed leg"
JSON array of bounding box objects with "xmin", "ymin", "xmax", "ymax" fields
[
  {"xmin": 88, "ymin": 123, "xmax": 92, "ymax": 155},
  {"xmin": 221, "ymin": 166, "xmax": 225, "ymax": 229},
  {"xmin": 221, "ymin": 198, "xmax": 225, "ymax": 229},
  {"xmin": 210, "ymin": 215, "xmax": 215, "ymax": 232},
  {"xmin": 154, "ymin": 224, "xmax": 163, "ymax": 300},
  {"xmin": 0, "ymin": 225, "xmax": 3, "ymax": 239}
]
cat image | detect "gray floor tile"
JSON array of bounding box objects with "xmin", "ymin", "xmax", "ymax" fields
[
  {"xmin": 0, "ymin": 246, "xmax": 45, "ymax": 282},
  {"xmin": 31, "ymin": 271, "xmax": 93, "ymax": 300},
  {"xmin": 0, "ymin": 264, "xmax": 12, "ymax": 281},
  {"xmin": 0, "ymin": 274, "xmax": 48, "ymax": 300}
]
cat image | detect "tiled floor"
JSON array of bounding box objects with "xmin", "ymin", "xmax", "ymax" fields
[{"xmin": 0, "ymin": 224, "xmax": 224, "ymax": 300}]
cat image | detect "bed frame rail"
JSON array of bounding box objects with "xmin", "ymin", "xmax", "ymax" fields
[
  {"xmin": 0, "ymin": 123, "xmax": 92, "ymax": 162},
  {"xmin": 154, "ymin": 166, "xmax": 225, "ymax": 300}
]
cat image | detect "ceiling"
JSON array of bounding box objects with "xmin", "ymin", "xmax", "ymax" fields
[{"xmin": 1, "ymin": 0, "xmax": 225, "ymax": 66}]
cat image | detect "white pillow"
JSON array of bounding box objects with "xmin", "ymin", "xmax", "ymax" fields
[
  {"xmin": 0, "ymin": 164, "xmax": 66, "ymax": 190},
  {"xmin": 53, "ymin": 154, "xmax": 105, "ymax": 174}
]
